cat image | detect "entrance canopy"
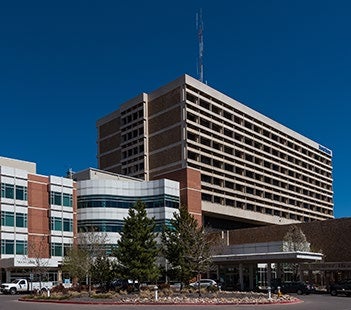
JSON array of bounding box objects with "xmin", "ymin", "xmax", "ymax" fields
[{"xmin": 213, "ymin": 251, "xmax": 323, "ymax": 265}]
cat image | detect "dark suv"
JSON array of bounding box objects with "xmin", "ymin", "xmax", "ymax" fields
[
  {"xmin": 272, "ymin": 281, "xmax": 315, "ymax": 295},
  {"xmin": 330, "ymin": 279, "xmax": 351, "ymax": 296}
]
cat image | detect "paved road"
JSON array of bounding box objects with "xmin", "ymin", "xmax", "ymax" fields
[{"xmin": 0, "ymin": 293, "xmax": 350, "ymax": 310}]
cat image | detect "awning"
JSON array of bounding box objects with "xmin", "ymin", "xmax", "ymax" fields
[{"xmin": 213, "ymin": 251, "xmax": 323, "ymax": 264}]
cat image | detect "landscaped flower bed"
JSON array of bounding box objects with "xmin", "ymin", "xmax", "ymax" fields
[{"xmin": 21, "ymin": 287, "xmax": 300, "ymax": 305}]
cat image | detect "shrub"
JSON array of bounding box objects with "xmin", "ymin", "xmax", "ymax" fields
[{"xmin": 51, "ymin": 283, "xmax": 69, "ymax": 295}]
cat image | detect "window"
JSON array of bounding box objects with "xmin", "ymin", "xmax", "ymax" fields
[
  {"xmin": 1, "ymin": 240, "xmax": 14, "ymax": 254},
  {"xmin": 63, "ymin": 193, "xmax": 72, "ymax": 207},
  {"xmin": 1, "ymin": 183, "xmax": 14, "ymax": 199},
  {"xmin": 63, "ymin": 243, "xmax": 72, "ymax": 256},
  {"xmin": 16, "ymin": 213, "xmax": 27, "ymax": 227},
  {"xmin": 50, "ymin": 192, "xmax": 73, "ymax": 207},
  {"xmin": 51, "ymin": 217, "xmax": 62, "ymax": 231},
  {"xmin": 16, "ymin": 240, "xmax": 27, "ymax": 255},
  {"xmin": 1, "ymin": 211, "xmax": 14, "ymax": 226},
  {"xmin": 1, "ymin": 240, "xmax": 27, "ymax": 255},
  {"xmin": 51, "ymin": 243, "xmax": 63, "ymax": 257},
  {"xmin": 51, "ymin": 217, "xmax": 73, "ymax": 232},
  {"xmin": 1, "ymin": 211, "xmax": 27, "ymax": 228},
  {"xmin": 63, "ymin": 218, "xmax": 73, "ymax": 232},
  {"xmin": 51, "ymin": 192, "xmax": 62, "ymax": 205},
  {"xmin": 15, "ymin": 185, "xmax": 27, "ymax": 200},
  {"xmin": 1, "ymin": 183, "xmax": 27, "ymax": 200}
]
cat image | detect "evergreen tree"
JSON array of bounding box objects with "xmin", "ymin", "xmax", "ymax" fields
[
  {"xmin": 91, "ymin": 256, "xmax": 114, "ymax": 291},
  {"xmin": 113, "ymin": 200, "xmax": 159, "ymax": 283},
  {"xmin": 161, "ymin": 206, "xmax": 213, "ymax": 291}
]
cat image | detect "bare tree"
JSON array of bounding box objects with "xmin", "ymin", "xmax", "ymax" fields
[
  {"xmin": 283, "ymin": 225, "xmax": 310, "ymax": 252},
  {"xmin": 63, "ymin": 230, "xmax": 109, "ymax": 295},
  {"xmin": 282, "ymin": 225, "xmax": 310, "ymax": 281},
  {"xmin": 26, "ymin": 235, "xmax": 50, "ymax": 288}
]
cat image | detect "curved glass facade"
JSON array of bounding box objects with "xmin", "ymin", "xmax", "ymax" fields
[{"xmin": 76, "ymin": 173, "xmax": 180, "ymax": 243}]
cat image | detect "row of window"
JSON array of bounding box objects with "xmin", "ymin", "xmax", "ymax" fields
[
  {"xmin": 1, "ymin": 240, "xmax": 27, "ymax": 255},
  {"xmin": 1, "ymin": 183, "xmax": 27, "ymax": 201},
  {"xmin": 1, "ymin": 211, "xmax": 73, "ymax": 232},
  {"xmin": 201, "ymin": 192, "xmax": 331, "ymax": 222},
  {"xmin": 50, "ymin": 191, "xmax": 73, "ymax": 207},
  {"xmin": 190, "ymin": 153, "xmax": 332, "ymax": 207},
  {"xmin": 51, "ymin": 242, "xmax": 72, "ymax": 257},
  {"xmin": 1, "ymin": 211, "xmax": 27, "ymax": 227},
  {"xmin": 187, "ymin": 117, "xmax": 332, "ymax": 179},
  {"xmin": 200, "ymin": 172, "xmax": 332, "ymax": 205},
  {"xmin": 77, "ymin": 194, "xmax": 179, "ymax": 210},
  {"xmin": 78, "ymin": 218, "xmax": 171, "ymax": 233},
  {"xmin": 187, "ymin": 137, "xmax": 332, "ymax": 192},
  {"xmin": 1, "ymin": 240, "xmax": 73, "ymax": 257},
  {"xmin": 51, "ymin": 217, "xmax": 73, "ymax": 232},
  {"xmin": 0, "ymin": 184, "xmax": 74, "ymax": 208},
  {"xmin": 186, "ymin": 89, "xmax": 331, "ymax": 164}
]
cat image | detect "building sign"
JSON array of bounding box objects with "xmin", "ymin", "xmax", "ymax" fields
[{"xmin": 301, "ymin": 262, "xmax": 351, "ymax": 271}]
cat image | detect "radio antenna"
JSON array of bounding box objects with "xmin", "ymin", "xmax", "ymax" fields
[{"xmin": 196, "ymin": 9, "xmax": 204, "ymax": 83}]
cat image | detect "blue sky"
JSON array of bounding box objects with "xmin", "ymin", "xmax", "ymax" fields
[{"xmin": 0, "ymin": 0, "xmax": 350, "ymax": 218}]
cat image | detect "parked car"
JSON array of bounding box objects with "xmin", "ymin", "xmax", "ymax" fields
[
  {"xmin": 330, "ymin": 279, "xmax": 351, "ymax": 296},
  {"xmin": 110, "ymin": 279, "xmax": 138, "ymax": 292},
  {"xmin": 189, "ymin": 279, "xmax": 218, "ymax": 289},
  {"xmin": 272, "ymin": 281, "xmax": 315, "ymax": 295},
  {"xmin": 169, "ymin": 282, "xmax": 183, "ymax": 291}
]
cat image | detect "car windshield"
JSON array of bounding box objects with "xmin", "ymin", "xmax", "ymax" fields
[{"xmin": 11, "ymin": 279, "xmax": 19, "ymax": 283}]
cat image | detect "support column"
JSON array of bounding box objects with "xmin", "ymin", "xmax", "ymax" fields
[
  {"xmin": 299, "ymin": 265, "xmax": 304, "ymax": 281},
  {"xmin": 249, "ymin": 264, "xmax": 254, "ymax": 290},
  {"xmin": 276, "ymin": 263, "xmax": 282, "ymax": 281},
  {"xmin": 267, "ymin": 263, "xmax": 272, "ymax": 288},
  {"xmin": 239, "ymin": 263, "xmax": 244, "ymax": 291},
  {"xmin": 6, "ymin": 269, "xmax": 11, "ymax": 283}
]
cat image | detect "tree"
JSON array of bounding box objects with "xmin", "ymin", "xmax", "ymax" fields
[
  {"xmin": 283, "ymin": 225, "xmax": 310, "ymax": 252},
  {"xmin": 62, "ymin": 230, "xmax": 109, "ymax": 295},
  {"xmin": 113, "ymin": 200, "xmax": 159, "ymax": 284},
  {"xmin": 282, "ymin": 225, "xmax": 311, "ymax": 281},
  {"xmin": 91, "ymin": 256, "xmax": 114, "ymax": 291},
  {"xmin": 161, "ymin": 206, "xmax": 213, "ymax": 294},
  {"xmin": 26, "ymin": 235, "xmax": 50, "ymax": 288},
  {"xmin": 62, "ymin": 246, "xmax": 89, "ymax": 285}
]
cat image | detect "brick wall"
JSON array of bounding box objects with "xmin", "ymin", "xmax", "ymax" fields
[{"xmin": 156, "ymin": 167, "xmax": 202, "ymax": 224}]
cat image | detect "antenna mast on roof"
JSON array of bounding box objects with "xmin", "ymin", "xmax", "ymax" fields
[{"xmin": 196, "ymin": 9, "xmax": 204, "ymax": 83}]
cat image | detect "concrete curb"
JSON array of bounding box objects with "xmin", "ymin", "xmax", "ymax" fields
[{"xmin": 19, "ymin": 297, "xmax": 303, "ymax": 306}]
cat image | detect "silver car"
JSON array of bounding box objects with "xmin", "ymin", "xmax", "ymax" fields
[{"xmin": 190, "ymin": 279, "xmax": 218, "ymax": 289}]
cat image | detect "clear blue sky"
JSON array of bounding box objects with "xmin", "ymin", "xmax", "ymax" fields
[{"xmin": 1, "ymin": 0, "xmax": 350, "ymax": 218}]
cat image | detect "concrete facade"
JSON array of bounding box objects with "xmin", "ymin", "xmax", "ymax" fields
[{"xmin": 96, "ymin": 74, "xmax": 334, "ymax": 227}]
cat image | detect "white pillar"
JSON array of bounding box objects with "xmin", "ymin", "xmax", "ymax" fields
[{"xmin": 267, "ymin": 263, "xmax": 272, "ymax": 288}]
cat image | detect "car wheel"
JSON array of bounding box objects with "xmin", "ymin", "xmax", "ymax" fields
[
  {"xmin": 330, "ymin": 289, "xmax": 338, "ymax": 296},
  {"xmin": 297, "ymin": 289, "xmax": 303, "ymax": 295},
  {"xmin": 9, "ymin": 288, "xmax": 17, "ymax": 295}
]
